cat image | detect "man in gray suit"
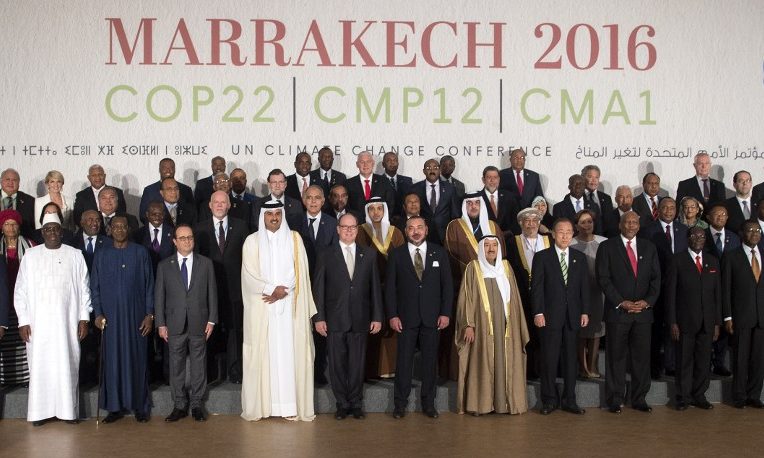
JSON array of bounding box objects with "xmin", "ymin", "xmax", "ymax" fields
[{"xmin": 155, "ymin": 224, "xmax": 218, "ymax": 422}]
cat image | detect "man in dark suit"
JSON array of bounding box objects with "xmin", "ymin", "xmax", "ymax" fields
[
  {"xmin": 72, "ymin": 164, "xmax": 127, "ymax": 227},
  {"xmin": 310, "ymin": 146, "xmax": 347, "ymax": 202},
  {"xmin": 285, "ymin": 152, "xmax": 316, "ymax": 206},
  {"xmin": 1, "ymin": 168, "xmax": 36, "ymax": 238},
  {"xmin": 295, "ymin": 184, "xmax": 338, "ymax": 385},
  {"xmin": 139, "ymin": 158, "xmax": 194, "ymax": 222},
  {"xmin": 722, "ymin": 220, "xmax": 764, "ymax": 408},
  {"xmin": 499, "ymin": 148, "xmax": 544, "ymax": 209},
  {"xmin": 596, "ymin": 211, "xmax": 661, "ymax": 413},
  {"xmin": 382, "ymin": 152, "xmax": 413, "ymax": 218},
  {"xmin": 724, "ymin": 170, "xmax": 756, "ymax": 234},
  {"xmin": 134, "ymin": 201, "xmax": 174, "ymax": 273},
  {"xmin": 552, "ymin": 174, "xmax": 587, "ymax": 222},
  {"xmin": 160, "ymin": 177, "xmax": 197, "ymax": 228},
  {"xmin": 705, "ymin": 203, "xmax": 740, "ymax": 377},
  {"xmin": 631, "ymin": 172, "xmax": 663, "ymax": 229},
  {"xmin": 606, "ymin": 185, "xmax": 634, "ymax": 237},
  {"xmin": 345, "ymin": 151, "xmax": 395, "ymax": 223},
  {"xmin": 644, "ymin": 197, "xmax": 689, "ymax": 377},
  {"xmin": 481, "ymin": 166, "xmax": 519, "ymax": 237},
  {"xmin": 676, "ymin": 152, "xmax": 726, "ymax": 208},
  {"xmin": 531, "ymin": 218, "xmax": 590, "ymax": 415},
  {"xmin": 197, "ymin": 172, "xmax": 253, "ymax": 232},
  {"xmin": 156, "ymin": 224, "xmax": 218, "ymax": 422},
  {"xmin": 97, "ymin": 187, "xmax": 138, "ymax": 236},
  {"xmin": 385, "ymin": 216, "xmax": 453, "ymax": 419},
  {"xmin": 193, "ymin": 156, "xmax": 226, "ymax": 212},
  {"xmin": 195, "ymin": 191, "xmax": 248, "ymax": 384},
  {"xmin": 313, "ymin": 213, "xmax": 383, "ymax": 420},
  {"xmin": 72, "ymin": 209, "xmax": 109, "ymax": 385},
  {"xmin": 230, "ymin": 168, "xmax": 257, "ymax": 203},
  {"xmin": 439, "ymin": 155, "xmax": 466, "ymax": 203},
  {"xmin": 252, "ymin": 169, "xmax": 303, "ymax": 231},
  {"xmin": 412, "ymin": 158, "xmax": 459, "ymax": 245},
  {"xmin": 665, "ymin": 226, "xmax": 721, "ymax": 410},
  {"xmin": 581, "ymin": 165, "xmax": 615, "ymax": 236}
]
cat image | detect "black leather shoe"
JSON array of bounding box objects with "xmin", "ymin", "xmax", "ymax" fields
[
  {"xmin": 747, "ymin": 399, "xmax": 764, "ymax": 408},
  {"xmin": 664, "ymin": 369, "xmax": 676, "ymax": 377},
  {"xmin": 675, "ymin": 402, "xmax": 688, "ymax": 411},
  {"xmin": 135, "ymin": 411, "xmax": 149, "ymax": 423},
  {"xmin": 351, "ymin": 408, "xmax": 365, "ymax": 419},
  {"xmin": 423, "ymin": 408, "xmax": 439, "ymax": 418},
  {"xmin": 392, "ymin": 407, "xmax": 405, "ymax": 419},
  {"xmin": 733, "ymin": 400, "xmax": 747, "ymax": 409},
  {"xmin": 64, "ymin": 419, "xmax": 80, "ymax": 425},
  {"xmin": 633, "ymin": 403, "xmax": 652, "ymax": 413},
  {"xmin": 32, "ymin": 419, "xmax": 48, "ymax": 427},
  {"xmin": 540, "ymin": 404, "xmax": 555, "ymax": 415},
  {"xmin": 165, "ymin": 408, "xmax": 188, "ymax": 422},
  {"xmin": 191, "ymin": 408, "xmax": 206, "ymax": 421},
  {"xmin": 102, "ymin": 412, "xmax": 124, "ymax": 423},
  {"xmin": 229, "ymin": 377, "xmax": 242, "ymax": 385},
  {"xmin": 608, "ymin": 405, "xmax": 622, "ymax": 414},
  {"xmin": 561, "ymin": 404, "xmax": 585, "ymax": 415},
  {"xmin": 712, "ymin": 367, "xmax": 732, "ymax": 377},
  {"xmin": 334, "ymin": 408, "xmax": 347, "ymax": 420},
  {"xmin": 691, "ymin": 398, "xmax": 713, "ymax": 410}
]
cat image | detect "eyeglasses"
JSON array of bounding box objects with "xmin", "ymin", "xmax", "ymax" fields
[
  {"xmin": 744, "ymin": 228, "xmax": 762, "ymax": 233},
  {"xmin": 424, "ymin": 165, "xmax": 440, "ymax": 171},
  {"xmin": 214, "ymin": 179, "xmax": 230, "ymax": 185},
  {"xmin": 338, "ymin": 225, "xmax": 358, "ymax": 230},
  {"xmin": 176, "ymin": 235, "xmax": 194, "ymax": 242},
  {"xmin": 688, "ymin": 233, "xmax": 706, "ymax": 239}
]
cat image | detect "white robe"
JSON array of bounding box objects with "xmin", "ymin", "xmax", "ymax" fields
[
  {"xmin": 241, "ymin": 231, "xmax": 316, "ymax": 421},
  {"xmin": 14, "ymin": 244, "xmax": 91, "ymax": 422}
]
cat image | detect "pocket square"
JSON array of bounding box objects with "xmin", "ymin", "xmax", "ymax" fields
[{"xmin": 432, "ymin": 261, "xmax": 440, "ymax": 267}]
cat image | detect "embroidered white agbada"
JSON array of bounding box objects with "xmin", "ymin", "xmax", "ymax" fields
[
  {"xmin": 14, "ymin": 244, "xmax": 91, "ymax": 422},
  {"xmin": 241, "ymin": 206, "xmax": 317, "ymax": 421}
]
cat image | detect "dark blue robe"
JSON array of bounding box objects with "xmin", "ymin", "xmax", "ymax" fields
[{"xmin": 91, "ymin": 242, "xmax": 154, "ymax": 414}]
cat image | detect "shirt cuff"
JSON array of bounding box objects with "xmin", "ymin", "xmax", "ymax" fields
[
  {"xmin": 724, "ymin": 317, "xmax": 732, "ymax": 322},
  {"xmin": 208, "ymin": 322, "xmax": 215, "ymax": 326}
]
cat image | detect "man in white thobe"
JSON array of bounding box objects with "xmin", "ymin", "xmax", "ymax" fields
[
  {"xmin": 241, "ymin": 201, "xmax": 317, "ymax": 421},
  {"xmin": 15, "ymin": 213, "xmax": 91, "ymax": 426}
]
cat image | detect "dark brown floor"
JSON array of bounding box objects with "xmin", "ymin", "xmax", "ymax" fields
[{"xmin": 1, "ymin": 406, "xmax": 761, "ymax": 457}]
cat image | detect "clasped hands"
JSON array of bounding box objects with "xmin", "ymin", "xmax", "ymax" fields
[{"xmin": 620, "ymin": 300, "xmax": 649, "ymax": 313}]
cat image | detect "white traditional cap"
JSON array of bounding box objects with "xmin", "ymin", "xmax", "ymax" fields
[{"xmin": 41, "ymin": 212, "xmax": 62, "ymax": 226}]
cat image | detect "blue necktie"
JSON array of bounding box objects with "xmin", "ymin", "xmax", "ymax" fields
[
  {"xmin": 181, "ymin": 257, "xmax": 189, "ymax": 290},
  {"xmin": 715, "ymin": 232, "xmax": 723, "ymax": 256},
  {"xmin": 86, "ymin": 237, "xmax": 94, "ymax": 255}
]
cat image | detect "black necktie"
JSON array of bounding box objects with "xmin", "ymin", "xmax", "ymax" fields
[
  {"xmin": 390, "ymin": 177, "xmax": 396, "ymax": 191},
  {"xmin": 86, "ymin": 237, "xmax": 94, "ymax": 255},
  {"xmin": 181, "ymin": 258, "xmax": 189, "ymax": 290},
  {"xmin": 309, "ymin": 217, "xmax": 316, "ymax": 242},
  {"xmin": 218, "ymin": 221, "xmax": 225, "ymax": 254}
]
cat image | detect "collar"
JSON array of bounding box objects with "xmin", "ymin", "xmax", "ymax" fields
[
  {"xmin": 340, "ymin": 241, "xmax": 356, "ymax": 250},
  {"xmin": 621, "ymin": 234, "xmax": 636, "ymax": 245},
  {"xmin": 213, "ymin": 215, "xmax": 228, "ymax": 227},
  {"xmin": 554, "ymin": 245, "xmax": 569, "ymax": 258},
  {"xmin": 408, "ymin": 241, "xmax": 427, "ymax": 254},
  {"xmin": 176, "ymin": 252, "xmax": 193, "ymax": 263}
]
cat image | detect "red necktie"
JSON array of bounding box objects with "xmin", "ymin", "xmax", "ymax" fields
[
  {"xmin": 516, "ymin": 171, "xmax": 524, "ymax": 196},
  {"xmin": 665, "ymin": 224, "xmax": 673, "ymax": 253},
  {"xmin": 695, "ymin": 255, "xmax": 702, "ymax": 274},
  {"xmin": 626, "ymin": 240, "xmax": 638, "ymax": 277},
  {"xmin": 651, "ymin": 197, "xmax": 659, "ymax": 220},
  {"xmin": 364, "ymin": 179, "xmax": 371, "ymax": 201}
]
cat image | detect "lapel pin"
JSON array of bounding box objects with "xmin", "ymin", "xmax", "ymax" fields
[
  {"xmin": 122, "ymin": 264, "xmax": 126, "ymax": 268},
  {"xmin": 639, "ymin": 256, "xmax": 643, "ymax": 260}
]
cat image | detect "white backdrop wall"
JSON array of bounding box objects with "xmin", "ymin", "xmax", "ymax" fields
[{"xmin": 1, "ymin": 1, "xmax": 762, "ymax": 214}]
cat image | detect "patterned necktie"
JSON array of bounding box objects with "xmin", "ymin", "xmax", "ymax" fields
[
  {"xmin": 575, "ymin": 199, "xmax": 582, "ymax": 212},
  {"xmin": 181, "ymin": 257, "xmax": 189, "ymax": 290},
  {"xmin": 302, "ymin": 177, "xmax": 308, "ymax": 196},
  {"xmin": 752, "ymin": 249, "xmax": 760, "ymax": 283},
  {"xmin": 364, "ymin": 179, "xmax": 371, "ymax": 201},
  {"xmin": 626, "ymin": 240, "xmax": 638, "ymax": 277},
  {"xmin": 218, "ymin": 221, "xmax": 225, "ymax": 254},
  {"xmin": 651, "ymin": 197, "xmax": 659, "ymax": 220},
  {"xmin": 516, "ymin": 171, "xmax": 524, "ymax": 195},
  {"xmin": 170, "ymin": 206, "xmax": 177, "ymax": 226},
  {"xmin": 560, "ymin": 251, "xmax": 568, "ymax": 285},
  {"xmin": 715, "ymin": 232, "xmax": 724, "ymax": 255},
  {"xmin": 86, "ymin": 236, "xmax": 94, "ymax": 255},
  {"xmin": 390, "ymin": 177, "xmax": 396, "ymax": 191},
  {"xmin": 702, "ymin": 179, "xmax": 710, "ymax": 201},
  {"xmin": 345, "ymin": 246, "xmax": 355, "ymax": 279},
  {"xmin": 665, "ymin": 224, "xmax": 673, "ymax": 253},
  {"xmin": 430, "ymin": 184, "xmax": 437, "ymax": 211},
  {"xmin": 308, "ymin": 218, "xmax": 316, "ymax": 242},
  {"xmin": 151, "ymin": 228, "xmax": 160, "ymax": 252},
  {"xmin": 489, "ymin": 193, "xmax": 498, "ymax": 216},
  {"xmin": 2, "ymin": 196, "xmax": 11, "ymax": 210},
  {"xmin": 743, "ymin": 200, "xmax": 751, "ymax": 219},
  {"xmin": 695, "ymin": 255, "xmax": 703, "ymax": 274},
  {"xmin": 414, "ymin": 248, "xmax": 424, "ymax": 281}
]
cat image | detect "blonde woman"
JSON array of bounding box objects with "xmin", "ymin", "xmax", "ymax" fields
[{"xmin": 34, "ymin": 170, "xmax": 72, "ymax": 230}]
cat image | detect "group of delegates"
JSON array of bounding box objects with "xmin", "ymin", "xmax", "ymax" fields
[{"xmin": 2, "ymin": 148, "xmax": 764, "ymax": 426}]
